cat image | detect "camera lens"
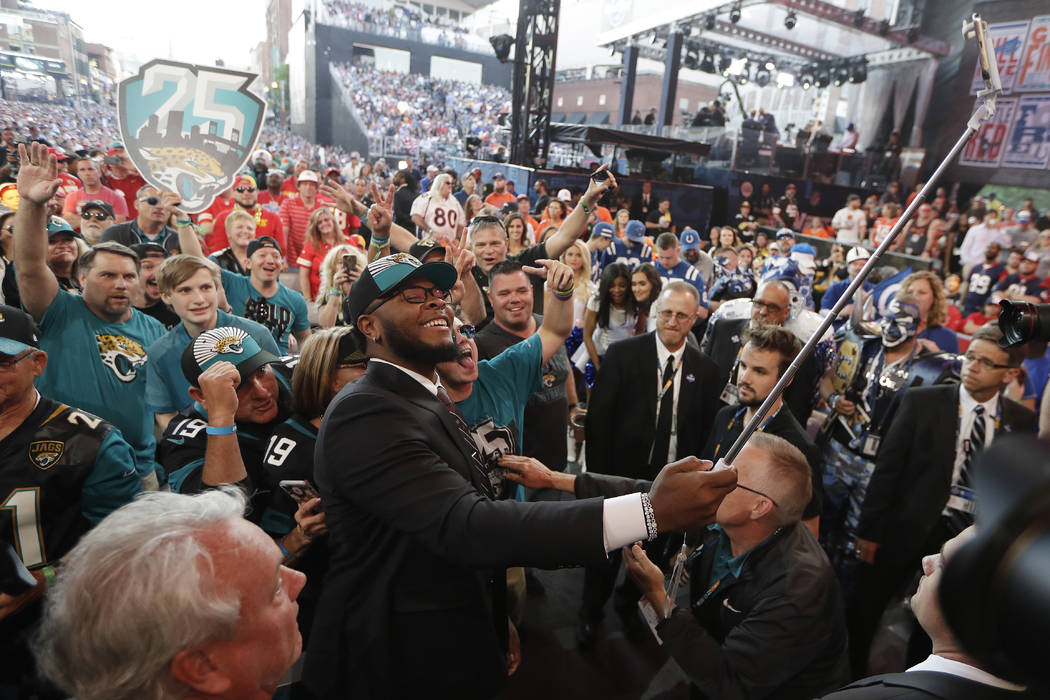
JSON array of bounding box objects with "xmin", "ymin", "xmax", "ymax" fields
[{"xmin": 998, "ymin": 300, "xmax": 1050, "ymax": 347}]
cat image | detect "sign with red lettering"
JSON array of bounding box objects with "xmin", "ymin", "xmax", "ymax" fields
[
  {"xmin": 959, "ymin": 98, "xmax": 1016, "ymax": 168},
  {"xmin": 971, "ymin": 20, "xmax": 1030, "ymax": 94},
  {"xmin": 1016, "ymin": 15, "xmax": 1050, "ymax": 93}
]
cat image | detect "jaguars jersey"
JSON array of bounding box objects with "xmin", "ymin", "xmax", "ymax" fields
[
  {"xmin": 259, "ymin": 414, "xmax": 318, "ymax": 536},
  {"xmin": 158, "ymin": 356, "xmax": 295, "ymax": 523},
  {"xmin": 0, "ymin": 396, "xmax": 140, "ymax": 571}
]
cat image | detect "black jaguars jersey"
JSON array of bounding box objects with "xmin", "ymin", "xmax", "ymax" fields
[
  {"xmin": 0, "ymin": 396, "xmax": 139, "ymax": 571},
  {"xmin": 158, "ymin": 356, "xmax": 295, "ymax": 522}
]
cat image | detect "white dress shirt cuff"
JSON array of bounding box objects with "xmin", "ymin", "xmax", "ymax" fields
[{"xmin": 602, "ymin": 493, "xmax": 648, "ymax": 552}]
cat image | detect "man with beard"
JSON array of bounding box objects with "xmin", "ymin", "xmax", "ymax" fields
[
  {"xmin": 900, "ymin": 203, "xmax": 941, "ymax": 258},
  {"xmin": 702, "ymin": 324, "xmax": 823, "ymax": 533},
  {"xmin": 679, "ymin": 227, "xmax": 716, "ymax": 290},
  {"xmin": 208, "ymin": 174, "xmax": 286, "ymax": 252},
  {"xmin": 484, "ymin": 172, "xmax": 515, "ymax": 210},
  {"xmin": 44, "ymin": 216, "xmax": 83, "ymax": 292},
  {"xmin": 473, "ymin": 260, "xmax": 578, "ymax": 482},
  {"xmin": 61, "ymin": 157, "xmax": 128, "ymax": 230},
  {"xmin": 77, "ymin": 200, "xmax": 115, "ymax": 245},
  {"xmin": 961, "ymin": 242, "xmax": 1005, "ymax": 315},
  {"xmin": 302, "ymin": 243, "xmax": 739, "ymax": 699},
  {"xmin": 257, "ymin": 169, "xmax": 287, "ymax": 212},
  {"xmin": 130, "ymin": 242, "xmax": 179, "ymax": 329}
]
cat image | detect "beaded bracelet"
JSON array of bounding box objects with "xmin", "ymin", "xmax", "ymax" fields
[
  {"xmin": 640, "ymin": 493, "xmax": 659, "ymax": 542},
  {"xmin": 579, "ymin": 201, "xmax": 593, "ymax": 216}
]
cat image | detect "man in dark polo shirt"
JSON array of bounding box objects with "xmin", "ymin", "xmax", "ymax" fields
[
  {"xmin": 474, "ymin": 260, "xmax": 578, "ymax": 485},
  {"xmin": 130, "ymin": 242, "xmax": 179, "ymax": 329}
]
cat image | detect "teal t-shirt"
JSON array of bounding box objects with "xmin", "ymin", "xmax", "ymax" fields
[
  {"xmin": 456, "ymin": 334, "xmax": 544, "ymax": 499},
  {"xmin": 220, "ymin": 269, "xmax": 310, "ymax": 353},
  {"xmin": 35, "ymin": 290, "xmax": 166, "ymax": 479},
  {"xmin": 145, "ymin": 310, "xmax": 282, "ymax": 414}
]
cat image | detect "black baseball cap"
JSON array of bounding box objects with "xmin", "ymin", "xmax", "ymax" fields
[
  {"xmin": 337, "ymin": 330, "xmax": 367, "ymax": 366},
  {"xmin": 246, "ymin": 235, "xmax": 282, "ymax": 259},
  {"xmin": 81, "ymin": 200, "xmax": 115, "ymax": 219},
  {"xmin": 0, "ymin": 304, "xmax": 40, "ymax": 355},
  {"xmin": 130, "ymin": 242, "xmax": 168, "ymax": 260},
  {"xmin": 181, "ymin": 327, "xmax": 280, "ymax": 388},
  {"xmin": 346, "ymin": 253, "xmax": 457, "ymax": 326},
  {"xmin": 408, "ymin": 238, "xmax": 446, "ymax": 262}
]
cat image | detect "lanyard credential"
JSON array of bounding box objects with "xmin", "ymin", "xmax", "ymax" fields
[{"xmin": 657, "ymin": 354, "xmax": 685, "ymax": 403}]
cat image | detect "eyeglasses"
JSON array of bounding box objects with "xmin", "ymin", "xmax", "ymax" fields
[
  {"xmin": 469, "ymin": 215, "xmax": 505, "ymax": 231},
  {"xmin": 0, "ymin": 350, "xmax": 33, "ymax": 370},
  {"xmin": 82, "ymin": 211, "xmax": 111, "ymax": 221},
  {"xmin": 140, "ymin": 196, "xmax": 161, "ymax": 206},
  {"xmin": 367, "ymin": 285, "xmax": 451, "ymax": 314},
  {"xmin": 235, "ymin": 186, "xmax": 256, "ymax": 193},
  {"xmin": 963, "ymin": 351, "xmax": 1012, "ymax": 370},
  {"xmin": 658, "ymin": 310, "xmax": 693, "ymax": 323},
  {"xmin": 735, "ymin": 483, "xmax": 779, "ymax": 509},
  {"xmin": 752, "ymin": 299, "xmax": 785, "ymax": 314},
  {"xmin": 458, "ymin": 324, "xmax": 476, "ymax": 339}
]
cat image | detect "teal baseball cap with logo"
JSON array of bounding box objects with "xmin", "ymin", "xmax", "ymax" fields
[
  {"xmin": 346, "ymin": 252, "xmax": 458, "ymax": 326},
  {"xmin": 180, "ymin": 327, "xmax": 280, "ymax": 387}
]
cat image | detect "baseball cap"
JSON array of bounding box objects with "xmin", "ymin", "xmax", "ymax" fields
[
  {"xmin": 775, "ymin": 228, "xmax": 795, "ymax": 239},
  {"xmin": 337, "ymin": 329, "xmax": 368, "ymax": 366},
  {"xmin": 246, "ymin": 236, "xmax": 283, "ymax": 259},
  {"xmin": 346, "ymin": 252, "xmax": 458, "ymax": 325},
  {"xmin": 47, "ymin": 147, "xmax": 68, "ymax": 161},
  {"xmin": 296, "ymin": 170, "xmax": 320, "ymax": 183},
  {"xmin": 234, "ymin": 173, "xmax": 257, "ymax": 189},
  {"xmin": 108, "ymin": 141, "xmax": 125, "ymax": 151},
  {"xmin": 625, "ymin": 219, "xmax": 647, "ymax": 243},
  {"xmin": 1017, "ymin": 210, "xmax": 1032, "ymax": 222},
  {"xmin": 846, "ymin": 246, "xmax": 871, "ymax": 264},
  {"xmin": 47, "ymin": 215, "xmax": 82, "ymax": 240},
  {"xmin": 81, "ymin": 200, "xmax": 115, "ymax": 219},
  {"xmin": 680, "ymin": 228, "xmax": 701, "ymax": 251},
  {"xmin": 0, "ymin": 304, "xmax": 40, "ymax": 355},
  {"xmin": 557, "ymin": 189, "xmax": 572, "ymax": 202},
  {"xmin": 591, "ymin": 222, "xmax": 614, "ymax": 239},
  {"xmin": 130, "ymin": 242, "xmax": 168, "ymax": 260},
  {"xmin": 408, "ymin": 238, "xmax": 447, "ymax": 262},
  {"xmin": 493, "ymin": 172, "xmax": 506, "ymax": 180},
  {"xmin": 1023, "ymin": 249, "xmax": 1040, "ymax": 262},
  {"xmin": 180, "ymin": 327, "xmax": 280, "ymax": 388},
  {"xmin": 516, "ymin": 193, "xmax": 529, "ymax": 201}
]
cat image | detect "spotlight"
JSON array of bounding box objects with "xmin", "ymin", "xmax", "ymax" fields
[
  {"xmin": 799, "ymin": 70, "xmax": 813, "ymax": 89},
  {"xmin": 764, "ymin": 59, "xmax": 776, "ymax": 71},
  {"xmin": 849, "ymin": 58, "xmax": 868, "ymax": 83},
  {"xmin": 683, "ymin": 48, "xmax": 699, "ymax": 70},
  {"xmin": 814, "ymin": 65, "xmax": 831, "ymax": 88},
  {"xmin": 489, "ymin": 34, "xmax": 514, "ymax": 63},
  {"xmin": 878, "ymin": 19, "xmax": 890, "ymax": 36},
  {"xmin": 737, "ymin": 66, "xmax": 750, "ymax": 85},
  {"xmin": 784, "ymin": 10, "xmax": 797, "ymax": 30},
  {"xmin": 729, "ymin": 3, "xmax": 741, "ymax": 23},
  {"xmin": 833, "ymin": 64, "xmax": 849, "ymax": 86},
  {"xmin": 700, "ymin": 51, "xmax": 716, "ymax": 73},
  {"xmin": 755, "ymin": 68, "xmax": 771, "ymax": 87},
  {"xmin": 718, "ymin": 54, "xmax": 733, "ymax": 75},
  {"xmin": 704, "ymin": 14, "xmax": 716, "ymax": 30},
  {"xmin": 853, "ymin": 9, "xmax": 865, "ymax": 28}
]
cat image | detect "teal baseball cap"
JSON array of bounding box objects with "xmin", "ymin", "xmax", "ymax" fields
[
  {"xmin": 346, "ymin": 252, "xmax": 458, "ymax": 325},
  {"xmin": 180, "ymin": 327, "xmax": 279, "ymax": 388},
  {"xmin": 0, "ymin": 304, "xmax": 40, "ymax": 355}
]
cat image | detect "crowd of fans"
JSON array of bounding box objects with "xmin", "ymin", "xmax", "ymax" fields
[
  {"xmin": 321, "ymin": 0, "xmax": 490, "ymax": 52},
  {"xmin": 333, "ymin": 62, "xmax": 511, "ymax": 159},
  {"xmin": 0, "ymin": 98, "xmax": 1048, "ymax": 700}
]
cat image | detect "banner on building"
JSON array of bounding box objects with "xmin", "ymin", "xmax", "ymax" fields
[
  {"xmin": 117, "ymin": 59, "xmax": 264, "ymax": 213},
  {"xmin": 1016, "ymin": 15, "xmax": 1050, "ymax": 93},
  {"xmin": 971, "ymin": 20, "xmax": 1030, "ymax": 94},
  {"xmin": 1002, "ymin": 94, "xmax": 1050, "ymax": 169},
  {"xmin": 959, "ymin": 98, "xmax": 1016, "ymax": 168}
]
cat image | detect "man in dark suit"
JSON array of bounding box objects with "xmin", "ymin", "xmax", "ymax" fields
[
  {"xmin": 848, "ymin": 324, "xmax": 1036, "ymax": 677},
  {"xmin": 629, "ymin": 180, "xmax": 655, "ymax": 222},
  {"xmin": 580, "ymin": 280, "xmax": 722, "ymax": 645},
  {"xmin": 302, "ymin": 245, "xmax": 738, "ymax": 699},
  {"xmin": 819, "ymin": 526, "xmax": 1031, "ymax": 699}
]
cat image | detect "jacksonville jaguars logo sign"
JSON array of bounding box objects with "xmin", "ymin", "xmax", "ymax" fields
[
  {"xmin": 118, "ymin": 59, "xmax": 264, "ymax": 213},
  {"xmin": 29, "ymin": 440, "xmax": 64, "ymax": 470},
  {"xmin": 96, "ymin": 333, "xmax": 148, "ymax": 383}
]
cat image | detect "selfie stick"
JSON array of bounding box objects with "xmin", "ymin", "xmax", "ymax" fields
[{"xmin": 715, "ymin": 14, "xmax": 1003, "ymax": 469}]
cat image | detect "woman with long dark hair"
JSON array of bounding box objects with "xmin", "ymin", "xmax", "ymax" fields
[
  {"xmin": 631, "ymin": 262, "xmax": 663, "ymax": 332},
  {"xmin": 576, "ymin": 262, "xmax": 638, "ymax": 384}
]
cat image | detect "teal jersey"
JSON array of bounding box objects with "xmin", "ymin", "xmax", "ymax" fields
[
  {"xmin": 220, "ymin": 269, "xmax": 310, "ymax": 353},
  {"xmin": 35, "ymin": 290, "xmax": 166, "ymax": 479},
  {"xmin": 456, "ymin": 334, "xmax": 544, "ymax": 497},
  {"xmin": 145, "ymin": 310, "xmax": 281, "ymax": 414}
]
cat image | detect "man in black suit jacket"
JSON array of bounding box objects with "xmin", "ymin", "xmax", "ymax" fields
[
  {"xmin": 579, "ymin": 281, "xmax": 722, "ymax": 644},
  {"xmin": 819, "ymin": 526, "xmax": 1031, "ymax": 699},
  {"xmin": 629, "ymin": 180, "xmax": 656, "ymax": 222},
  {"xmin": 848, "ymin": 325, "xmax": 1036, "ymax": 677},
  {"xmin": 302, "ymin": 245, "xmax": 738, "ymax": 699}
]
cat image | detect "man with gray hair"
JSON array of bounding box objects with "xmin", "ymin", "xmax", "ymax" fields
[{"xmin": 34, "ymin": 488, "xmax": 306, "ymax": 700}]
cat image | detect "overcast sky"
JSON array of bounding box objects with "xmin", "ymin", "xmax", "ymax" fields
[{"xmin": 35, "ymin": 0, "xmax": 268, "ymax": 71}]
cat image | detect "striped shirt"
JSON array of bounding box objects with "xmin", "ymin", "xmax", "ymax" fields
[{"xmin": 279, "ymin": 195, "xmax": 331, "ymax": 267}]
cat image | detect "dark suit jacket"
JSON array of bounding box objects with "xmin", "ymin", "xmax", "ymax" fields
[
  {"xmin": 819, "ymin": 671, "xmax": 1033, "ymax": 699},
  {"xmin": 857, "ymin": 384, "xmax": 1036, "ymax": 561},
  {"xmin": 303, "ymin": 362, "xmax": 608, "ymax": 699},
  {"xmin": 585, "ymin": 333, "xmax": 721, "ymax": 480}
]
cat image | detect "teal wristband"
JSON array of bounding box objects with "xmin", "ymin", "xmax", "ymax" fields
[
  {"xmin": 206, "ymin": 425, "xmax": 237, "ymax": 436},
  {"xmin": 370, "ymin": 237, "xmax": 390, "ymax": 248},
  {"xmin": 278, "ymin": 536, "xmax": 295, "ymax": 559}
]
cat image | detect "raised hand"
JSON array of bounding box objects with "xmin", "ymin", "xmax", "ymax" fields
[
  {"xmin": 16, "ymin": 142, "xmax": 61, "ymax": 205},
  {"xmin": 368, "ymin": 183, "xmax": 395, "ymax": 235},
  {"xmin": 522, "ymin": 258, "xmax": 573, "ymax": 292},
  {"xmin": 321, "ymin": 180, "xmax": 366, "ymax": 217},
  {"xmin": 581, "ymin": 164, "xmax": 617, "ymax": 207}
]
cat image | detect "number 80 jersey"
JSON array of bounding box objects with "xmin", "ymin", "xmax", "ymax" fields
[{"xmin": 0, "ymin": 396, "xmax": 140, "ymax": 570}]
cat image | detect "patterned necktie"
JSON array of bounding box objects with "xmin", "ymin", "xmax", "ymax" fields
[
  {"xmin": 650, "ymin": 355, "xmax": 677, "ymax": 469},
  {"xmin": 960, "ymin": 405, "xmax": 986, "ymax": 487},
  {"xmin": 436, "ymin": 385, "xmax": 495, "ymax": 499}
]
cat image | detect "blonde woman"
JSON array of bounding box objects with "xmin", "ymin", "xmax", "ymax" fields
[
  {"xmin": 298, "ymin": 207, "xmax": 356, "ymax": 302},
  {"xmin": 316, "ymin": 243, "xmax": 367, "ymax": 328},
  {"xmin": 410, "ymin": 173, "xmax": 465, "ymax": 244},
  {"xmin": 898, "ymin": 270, "xmax": 958, "ymax": 353},
  {"xmin": 558, "ymin": 239, "xmax": 596, "ymax": 360}
]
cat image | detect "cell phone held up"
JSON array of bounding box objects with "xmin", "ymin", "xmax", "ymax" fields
[
  {"xmin": 342, "ymin": 253, "xmax": 358, "ymax": 276},
  {"xmin": 279, "ymin": 480, "xmax": 323, "ymax": 512},
  {"xmin": 590, "ymin": 168, "xmax": 610, "ymax": 183}
]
